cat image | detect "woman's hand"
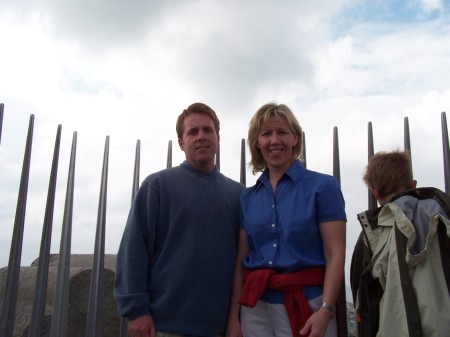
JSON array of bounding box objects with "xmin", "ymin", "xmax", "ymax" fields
[{"xmin": 299, "ymin": 307, "xmax": 331, "ymax": 337}]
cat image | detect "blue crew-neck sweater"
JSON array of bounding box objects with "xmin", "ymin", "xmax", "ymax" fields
[{"xmin": 114, "ymin": 161, "xmax": 245, "ymax": 336}]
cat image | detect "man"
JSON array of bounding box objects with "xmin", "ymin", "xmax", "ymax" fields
[
  {"xmin": 114, "ymin": 103, "xmax": 245, "ymax": 337},
  {"xmin": 350, "ymin": 150, "xmax": 450, "ymax": 337}
]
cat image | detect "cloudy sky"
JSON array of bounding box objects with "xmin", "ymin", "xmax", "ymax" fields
[{"xmin": 1, "ymin": 0, "xmax": 450, "ymax": 284}]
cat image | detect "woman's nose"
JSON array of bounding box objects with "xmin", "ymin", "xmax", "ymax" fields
[{"xmin": 269, "ymin": 133, "xmax": 279, "ymax": 143}]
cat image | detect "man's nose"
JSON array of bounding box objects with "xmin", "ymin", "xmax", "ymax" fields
[{"xmin": 197, "ymin": 130, "xmax": 207, "ymax": 141}]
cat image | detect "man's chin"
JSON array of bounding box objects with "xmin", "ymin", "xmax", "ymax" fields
[{"xmin": 194, "ymin": 157, "xmax": 215, "ymax": 167}]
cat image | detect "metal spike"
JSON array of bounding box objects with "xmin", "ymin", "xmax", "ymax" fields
[
  {"xmin": 0, "ymin": 103, "xmax": 4, "ymax": 145},
  {"xmin": 216, "ymin": 143, "xmax": 220, "ymax": 171},
  {"xmin": 404, "ymin": 117, "xmax": 413, "ymax": 178},
  {"xmin": 240, "ymin": 139, "xmax": 246, "ymax": 186},
  {"xmin": 85, "ymin": 136, "xmax": 110, "ymax": 337},
  {"xmin": 441, "ymin": 112, "xmax": 450, "ymax": 194},
  {"xmin": 166, "ymin": 140, "xmax": 172, "ymax": 169},
  {"xmin": 0, "ymin": 114, "xmax": 35, "ymax": 337},
  {"xmin": 368, "ymin": 122, "xmax": 377, "ymax": 209},
  {"xmin": 301, "ymin": 131, "xmax": 307, "ymax": 168},
  {"xmin": 50, "ymin": 132, "xmax": 77, "ymax": 337},
  {"xmin": 28, "ymin": 125, "xmax": 62, "ymax": 337}
]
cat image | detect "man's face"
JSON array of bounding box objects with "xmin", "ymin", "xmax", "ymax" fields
[{"xmin": 178, "ymin": 113, "xmax": 219, "ymax": 172}]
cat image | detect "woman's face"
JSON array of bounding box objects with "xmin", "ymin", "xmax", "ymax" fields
[{"xmin": 257, "ymin": 115, "xmax": 298, "ymax": 173}]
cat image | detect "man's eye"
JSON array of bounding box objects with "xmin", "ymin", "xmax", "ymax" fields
[{"xmin": 187, "ymin": 129, "xmax": 197, "ymax": 135}]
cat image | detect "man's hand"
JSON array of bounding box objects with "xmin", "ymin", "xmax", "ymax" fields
[
  {"xmin": 128, "ymin": 314, "xmax": 156, "ymax": 337},
  {"xmin": 225, "ymin": 317, "xmax": 243, "ymax": 337}
]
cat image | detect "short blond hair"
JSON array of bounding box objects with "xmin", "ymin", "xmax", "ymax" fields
[{"xmin": 248, "ymin": 103, "xmax": 303, "ymax": 174}]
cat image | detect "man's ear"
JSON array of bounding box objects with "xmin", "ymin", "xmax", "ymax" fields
[
  {"xmin": 178, "ymin": 138, "xmax": 184, "ymax": 151},
  {"xmin": 411, "ymin": 180, "xmax": 417, "ymax": 189}
]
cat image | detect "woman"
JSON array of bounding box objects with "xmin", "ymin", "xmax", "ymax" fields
[{"xmin": 226, "ymin": 103, "xmax": 346, "ymax": 337}]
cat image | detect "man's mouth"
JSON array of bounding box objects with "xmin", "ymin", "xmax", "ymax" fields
[{"xmin": 196, "ymin": 144, "xmax": 209, "ymax": 150}]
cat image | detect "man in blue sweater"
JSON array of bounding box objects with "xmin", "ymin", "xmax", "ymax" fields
[{"xmin": 114, "ymin": 102, "xmax": 245, "ymax": 337}]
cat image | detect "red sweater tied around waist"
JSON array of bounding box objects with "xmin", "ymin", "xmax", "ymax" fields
[{"xmin": 239, "ymin": 267, "xmax": 325, "ymax": 337}]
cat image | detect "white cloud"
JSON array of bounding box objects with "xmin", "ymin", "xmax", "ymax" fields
[
  {"xmin": 0, "ymin": 1, "xmax": 449, "ymax": 290},
  {"xmin": 415, "ymin": 0, "xmax": 444, "ymax": 13}
]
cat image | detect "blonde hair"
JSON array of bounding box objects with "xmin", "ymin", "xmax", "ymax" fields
[{"xmin": 248, "ymin": 103, "xmax": 303, "ymax": 174}]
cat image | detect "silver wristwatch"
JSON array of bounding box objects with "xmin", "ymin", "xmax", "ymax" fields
[{"xmin": 319, "ymin": 302, "xmax": 335, "ymax": 319}]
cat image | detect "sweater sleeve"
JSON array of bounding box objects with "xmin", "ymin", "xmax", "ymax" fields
[{"xmin": 114, "ymin": 180, "xmax": 158, "ymax": 320}]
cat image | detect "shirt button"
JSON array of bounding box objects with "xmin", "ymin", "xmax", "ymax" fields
[
  {"xmin": 268, "ymin": 261, "xmax": 273, "ymax": 265},
  {"xmin": 272, "ymin": 224, "xmax": 275, "ymax": 228},
  {"xmin": 273, "ymin": 243, "xmax": 277, "ymax": 247},
  {"xmin": 272, "ymin": 204, "xmax": 274, "ymax": 208}
]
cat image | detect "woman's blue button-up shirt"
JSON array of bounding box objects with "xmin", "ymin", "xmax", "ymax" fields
[{"xmin": 241, "ymin": 160, "xmax": 346, "ymax": 302}]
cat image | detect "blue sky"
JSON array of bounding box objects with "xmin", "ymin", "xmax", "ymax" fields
[
  {"xmin": 1, "ymin": 0, "xmax": 450, "ymax": 283},
  {"xmin": 336, "ymin": 0, "xmax": 446, "ymax": 25}
]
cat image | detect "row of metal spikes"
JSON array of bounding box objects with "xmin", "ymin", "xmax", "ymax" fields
[{"xmin": 0, "ymin": 102, "xmax": 449, "ymax": 337}]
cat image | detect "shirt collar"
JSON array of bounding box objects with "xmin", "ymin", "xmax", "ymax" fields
[
  {"xmin": 255, "ymin": 160, "xmax": 304, "ymax": 190},
  {"xmin": 180, "ymin": 160, "xmax": 219, "ymax": 177}
]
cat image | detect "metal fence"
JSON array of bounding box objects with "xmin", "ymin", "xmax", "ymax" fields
[{"xmin": 1, "ymin": 102, "xmax": 449, "ymax": 337}]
